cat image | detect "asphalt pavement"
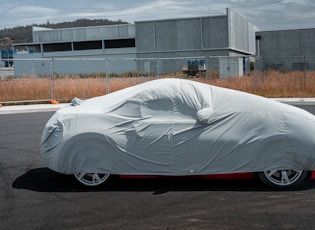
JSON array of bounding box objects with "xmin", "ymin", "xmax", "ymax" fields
[
  {"xmin": 2, "ymin": 102, "xmax": 315, "ymax": 229},
  {"xmin": 1, "ymin": 111, "xmax": 315, "ymax": 229}
]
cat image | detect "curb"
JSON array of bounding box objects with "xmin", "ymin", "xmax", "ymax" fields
[
  {"xmin": 0, "ymin": 103, "xmax": 69, "ymax": 114},
  {"xmin": 273, "ymin": 98, "xmax": 315, "ymax": 104}
]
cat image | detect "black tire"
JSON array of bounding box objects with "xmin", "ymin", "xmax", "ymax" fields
[{"xmin": 258, "ymin": 170, "xmax": 308, "ymax": 189}]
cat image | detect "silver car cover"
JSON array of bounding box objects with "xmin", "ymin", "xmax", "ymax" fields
[{"xmin": 40, "ymin": 78, "xmax": 315, "ymax": 175}]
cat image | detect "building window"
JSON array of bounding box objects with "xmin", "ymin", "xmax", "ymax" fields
[
  {"xmin": 43, "ymin": 43, "xmax": 72, "ymax": 52},
  {"xmin": 0, "ymin": 50, "xmax": 14, "ymax": 67},
  {"xmin": 73, "ymin": 40, "xmax": 102, "ymax": 50},
  {"xmin": 105, "ymin": 39, "xmax": 135, "ymax": 48}
]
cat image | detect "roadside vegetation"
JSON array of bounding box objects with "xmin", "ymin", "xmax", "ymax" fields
[{"xmin": 1, "ymin": 70, "xmax": 315, "ymax": 104}]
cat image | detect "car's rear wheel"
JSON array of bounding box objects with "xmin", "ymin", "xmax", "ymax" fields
[
  {"xmin": 258, "ymin": 170, "xmax": 308, "ymax": 189},
  {"xmin": 74, "ymin": 173, "xmax": 110, "ymax": 186}
]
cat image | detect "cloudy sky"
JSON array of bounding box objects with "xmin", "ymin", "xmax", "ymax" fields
[{"xmin": 0, "ymin": 0, "xmax": 314, "ymax": 31}]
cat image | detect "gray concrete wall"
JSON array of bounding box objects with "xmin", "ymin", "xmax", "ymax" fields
[
  {"xmin": 202, "ymin": 16, "xmax": 228, "ymax": 49},
  {"xmin": 135, "ymin": 15, "xmax": 229, "ymax": 53},
  {"xmin": 257, "ymin": 28, "xmax": 315, "ymax": 57},
  {"xmin": 176, "ymin": 18, "xmax": 201, "ymax": 50},
  {"xmin": 33, "ymin": 24, "xmax": 135, "ymax": 43},
  {"xmin": 257, "ymin": 28, "xmax": 315, "ymax": 70},
  {"xmin": 227, "ymin": 8, "xmax": 259, "ymax": 54},
  {"xmin": 135, "ymin": 15, "xmax": 230, "ymax": 73},
  {"xmin": 13, "ymin": 48, "xmax": 137, "ymax": 76},
  {"xmin": 219, "ymin": 57, "xmax": 243, "ymax": 78}
]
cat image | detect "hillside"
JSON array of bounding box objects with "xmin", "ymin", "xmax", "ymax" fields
[{"xmin": 0, "ymin": 19, "xmax": 128, "ymax": 50}]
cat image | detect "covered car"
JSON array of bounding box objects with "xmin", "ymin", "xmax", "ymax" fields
[{"xmin": 40, "ymin": 78, "xmax": 315, "ymax": 188}]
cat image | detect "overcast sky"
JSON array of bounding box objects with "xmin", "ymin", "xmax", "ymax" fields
[{"xmin": 1, "ymin": 0, "xmax": 314, "ymax": 31}]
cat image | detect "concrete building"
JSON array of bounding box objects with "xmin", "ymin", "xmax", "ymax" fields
[
  {"xmin": 256, "ymin": 28, "xmax": 315, "ymax": 71},
  {"xmin": 12, "ymin": 8, "xmax": 259, "ymax": 77},
  {"xmin": 13, "ymin": 24, "xmax": 137, "ymax": 76}
]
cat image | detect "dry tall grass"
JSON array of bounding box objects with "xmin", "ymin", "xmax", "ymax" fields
[
  {"xmin": 200, "ymin": 70, "xmax": 315, "ymax": 98},
  {"xmin": 1, "ymin": 70, "xmax": 315, "ymax": 103}
]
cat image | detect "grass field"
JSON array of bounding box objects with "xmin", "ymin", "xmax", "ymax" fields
[{"xmin": 1, "ymin": 70, "xmax": 315, "ymax": 103}]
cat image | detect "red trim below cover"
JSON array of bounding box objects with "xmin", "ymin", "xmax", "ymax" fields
[{"xmin": 120, "ymin": 172, "xmax": 254, "ymax": 180}]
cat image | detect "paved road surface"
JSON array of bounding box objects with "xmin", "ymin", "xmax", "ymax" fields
[{"xmin": 1, "ymin": 105, "xmax": 315, "ymax": 229}]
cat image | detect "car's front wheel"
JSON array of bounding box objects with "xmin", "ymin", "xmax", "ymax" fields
[
  {"xmin": 74, "ymin": 173, "xmax": 110, "ymax": 186},
  {"xmin": 258, "ymin": 170, "xmax": 308, "ymax": 189}
]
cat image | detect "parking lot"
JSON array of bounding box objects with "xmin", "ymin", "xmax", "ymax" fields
[{"xmin": 1, "ymin": 106, "xmax": 315, "ymax": 229}]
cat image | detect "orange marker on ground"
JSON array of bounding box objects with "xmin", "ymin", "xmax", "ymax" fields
[{"xmin": 50, "ymin": 100, "xmax": 58, "ymax": 104}]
